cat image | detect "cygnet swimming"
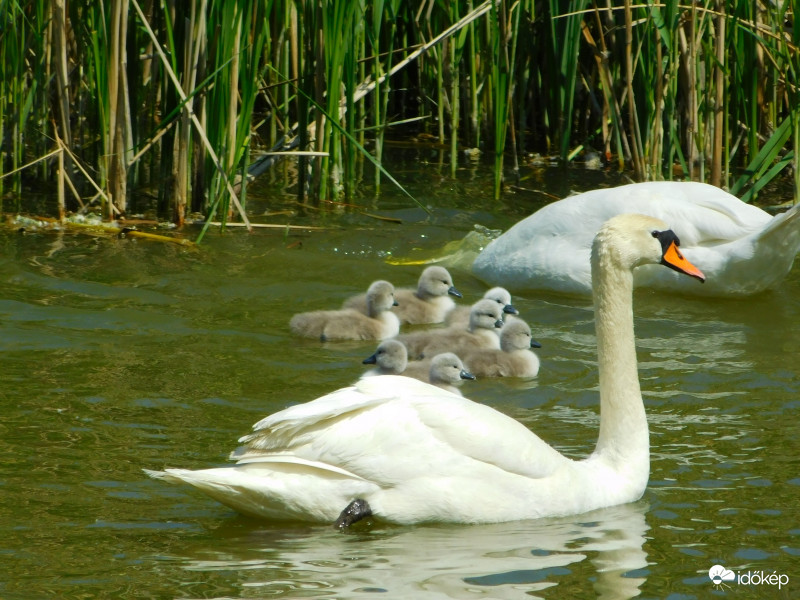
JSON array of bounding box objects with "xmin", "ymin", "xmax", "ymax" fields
[
  {"xmin": 444, "ymin": 286, "xmax": 518, "ymax": 328},
  {"xmin": 344, "ymin": 266, "xmax": 462, "ymax": 324},
  {"xmin": 361, "ymin": 342, "xmax": 475, "ymax": 396},
  {"xmin": 461, "ymin": 317, "xmax": 541, "ymax": 377},
  {"xmin": 290, "ymin": 280, "xmax": 399, "ymax": 341},
  {"xmin": 361, "ymin": 339, "xmax": 408, "ymax": 376},
  {"xmin": 398, "ymin": 298, "xmax": 503, "ymax": 359},
  {"xmin": 403, "ymin": 352, "xmax": 475, "ymax": 395}
]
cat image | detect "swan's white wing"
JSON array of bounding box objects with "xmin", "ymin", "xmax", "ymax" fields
[
  {"xmin": 239, "ymin": 376, "xmax": 441, "ymax": 449},
  {"xmin": 234, "ymin": 375, "xmax": 567, "ymax": 483},
  {"xmin": 524, "ymin": 182, "xmax": 769, "ymax": 248}
]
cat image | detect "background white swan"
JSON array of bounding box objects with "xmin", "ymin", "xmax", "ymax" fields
[
  {"xmin": 146, "ymin": 213, "xmax": 705, "ymax": 526},
  {"xmin": 472, "ymin": 181, "xmax": 799, "ymax": 296}
]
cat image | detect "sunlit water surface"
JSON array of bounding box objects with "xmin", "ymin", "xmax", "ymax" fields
[{"xmin": 0, "ymin": 163, "xmax": 798, "ymax": 599}]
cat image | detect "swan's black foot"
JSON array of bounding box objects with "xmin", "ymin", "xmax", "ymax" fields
[{"xmin": 334, "ymin": 498, "xmax": 372, "ymax": 529}]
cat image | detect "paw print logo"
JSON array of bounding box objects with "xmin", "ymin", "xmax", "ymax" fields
[{"xmin": 709, "ymin": 564, "xmax": 736, "ymax": 588}]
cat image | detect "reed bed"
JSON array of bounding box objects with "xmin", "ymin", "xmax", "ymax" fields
[{"xmin": 0, "ymin": 0, "xmax": 797, "ymax": 232}]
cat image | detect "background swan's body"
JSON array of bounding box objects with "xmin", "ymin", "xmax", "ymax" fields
[
  {"xmin": 147, "ymin": 214, "xmax": 705, "ymax": 525},
  {"xmin": 472, "ymin": 181, "xmax": 799, "ymax": 296}
]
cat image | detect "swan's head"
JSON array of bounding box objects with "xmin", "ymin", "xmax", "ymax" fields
[
  {"xmin": 483, "ymin": 287, "xmax": 518, "ymax": 315},
  {"xmin": 365, "ymin": 280, "xmax": 398, "ymax": 316},
  {"xmin": 591, "ymin": 214, "xmax": 705, "ymax": 282},
  {"xmin": 362, "ymin": 339, "xmax": 408, "ymax": 374},
  {"xmin": 418, "ymin": 266, "xmax": 462, "ymax": 299},
  {"xmin": 468, "ymin": 299, "xmax": 505, "ymax": 331},
  {"xmin": 428, "ymin": 353, "xmax": 476, "ymax": 386}
]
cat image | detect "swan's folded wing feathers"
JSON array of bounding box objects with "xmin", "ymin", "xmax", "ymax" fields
[
  {"xmin": 233, "ymin": 375, "xmax": 565, "ymax": 488},
  {"xmin": 620, "ymin": 182, "xmax": 770, "ymax": 244},
  {"xmin": 239, "ymin": 376, "xmax": 452, "ymax": 451},
  {"xmin": 227, "ymin": 453, "xmax": 368, "ymax": 481},
  {"xmin": 410, "ymin": 395, "xmax": 567, "ymax": 480}
]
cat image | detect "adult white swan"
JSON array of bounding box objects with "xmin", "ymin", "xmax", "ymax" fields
[
  {"xmin": 472, "ymin": 181, "xmax": 799, "ymax": 296},
  {"xmin": 146, "ymin": 213, "xmax": 705, "ymax": 526}
]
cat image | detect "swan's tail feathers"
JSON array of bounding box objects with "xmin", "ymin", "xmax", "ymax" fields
[
  {"xmin": 144, "ymin": 468, "xmax": 174, "ymax": 482},
  {"xmin": 758, "ymin": 201, "xmax": 800, "ymax": 249},
  {"xmin": 144, "ymin": 463, "xmax": 377, "ymax": 522},
  {"xmin": 752, "ymin": 201, "xmax": 800, "ymax": 269},
  {"xmin": 144, "ymin": 466, "xmax": 313, "ymax": 520}
]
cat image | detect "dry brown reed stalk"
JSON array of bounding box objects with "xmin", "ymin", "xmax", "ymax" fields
[
  {"xmin": 129, "ymin": 0, "xmax": 251, "ymax": 231},
  {"xmin": 108, "ymin": 0, "xmax": 131, "ymax": 217},
  {"xmin": 711, "ymin": 3, "xmax": 726, "ymax": 187}
]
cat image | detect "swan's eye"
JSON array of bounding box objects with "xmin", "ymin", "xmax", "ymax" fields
[{"xmin": 651, "ymin": 230, "xmax": 659, "ymax": 238}]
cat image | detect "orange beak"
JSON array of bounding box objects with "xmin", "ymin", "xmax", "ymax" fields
[{"xmin": 662, "ymin": 241, "xmax": 705, "ymax": 282}]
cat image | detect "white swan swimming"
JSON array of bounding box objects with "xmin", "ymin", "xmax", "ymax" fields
[
  {"xmin": 146, "ymin": 213, "xmax": 705, "ymax": 526},
  {"xmin": 472, "ymin": 181, "xmax": 799, "ymax": 296}
]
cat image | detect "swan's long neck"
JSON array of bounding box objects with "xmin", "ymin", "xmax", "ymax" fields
[{"xmin": 591, "ymin": 249, "xmax": 649, "ymax": 472}]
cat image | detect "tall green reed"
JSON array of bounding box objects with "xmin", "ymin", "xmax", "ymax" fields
[{"xmin": 1, "ymin": 0, "xmax": 797, "ymax": 232}]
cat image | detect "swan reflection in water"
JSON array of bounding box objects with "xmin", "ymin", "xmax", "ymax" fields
[{"xmin": 177, "ymin": 501, "xmax": 649, "ymax": 599}]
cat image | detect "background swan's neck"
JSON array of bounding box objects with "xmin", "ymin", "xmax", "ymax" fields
[{"xmin": 592, "ymin": 255, "xmax": 649, "ymax": 474}]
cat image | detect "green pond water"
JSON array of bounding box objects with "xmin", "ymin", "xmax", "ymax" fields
[{"xmin": 0, "ymin": 162, "xmax": 798, "ymax": 599}]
